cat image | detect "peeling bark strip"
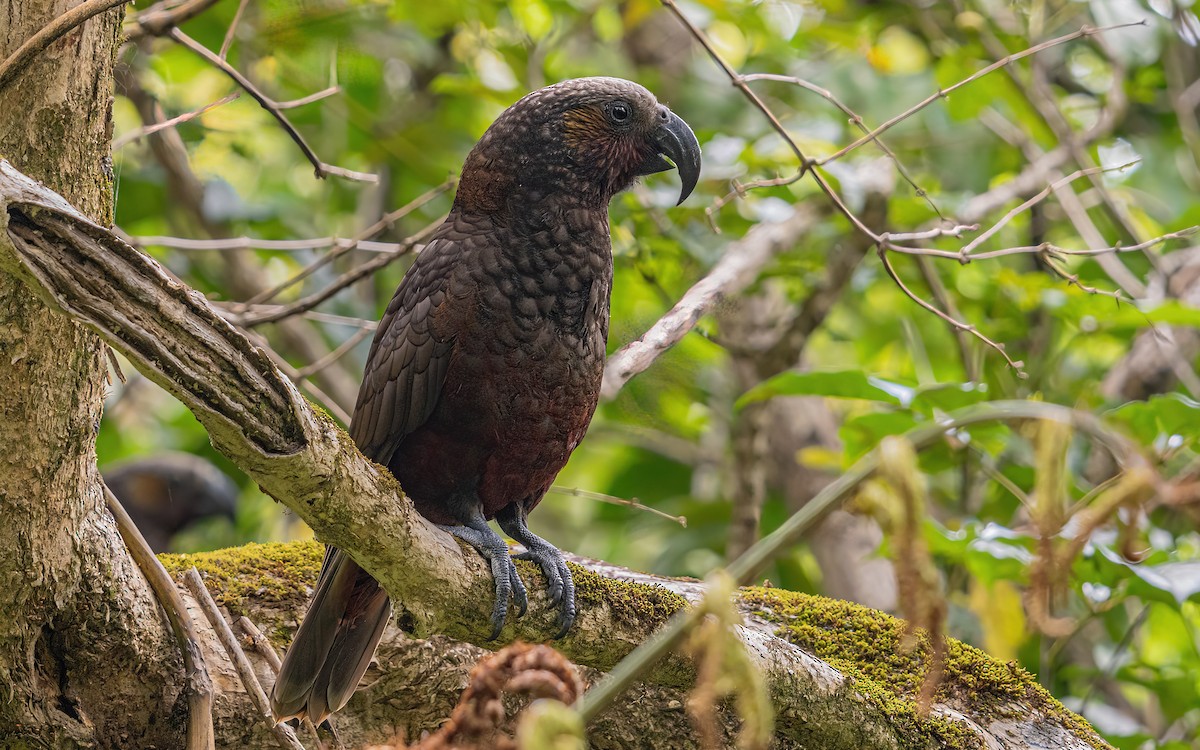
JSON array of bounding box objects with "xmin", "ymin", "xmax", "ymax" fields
[
  {"xmin": 0, "ymin": 161, "xmax": 303, "ymax": 454},
  {"xmin": 0, "ymin": 160, "xmax": 1109, "ymax": 749}
]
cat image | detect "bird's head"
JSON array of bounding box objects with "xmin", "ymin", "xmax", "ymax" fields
[{"xmin": 455, "ymin": 77, "xmax": 701, "ymax": 214}]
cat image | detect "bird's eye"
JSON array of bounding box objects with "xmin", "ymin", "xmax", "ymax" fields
[{"xmin": 606, "ymin": 101, "xmax": 632, "ymax": 125}]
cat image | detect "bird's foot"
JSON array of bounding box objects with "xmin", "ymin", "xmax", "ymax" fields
[
  {"xmin": 438, "ymin": 522, "xmax": 528, "ymax": 639},
  {"xmin": 495, "ymin": 505, "xmax": 576, "ymax": 638},
  {"xmin": 514, "ymin": 541, "xmax": 576, "ymax": 638}
]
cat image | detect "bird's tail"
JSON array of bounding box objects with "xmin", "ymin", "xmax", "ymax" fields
[{"xmin": 269, "ymin": 546, "xmax": 392, "ymax": 725}]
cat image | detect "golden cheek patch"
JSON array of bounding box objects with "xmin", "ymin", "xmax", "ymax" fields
[
  {"xmin": 563, "ymin": 106, "xmax": 645, "ymax": 184},
  {"xmin": 562, "ymin": 106, "xmax": 611, "ymax": 151}
]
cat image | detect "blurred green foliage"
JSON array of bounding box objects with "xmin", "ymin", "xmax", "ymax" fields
[{"xmin": 104, "ymin": 0, "xmax": 1200, "ymax": 744}]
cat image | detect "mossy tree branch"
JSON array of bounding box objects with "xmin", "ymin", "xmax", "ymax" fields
[{"xmin": 0, "ymin": 159, "xmax": 1111, "ymax": 749}]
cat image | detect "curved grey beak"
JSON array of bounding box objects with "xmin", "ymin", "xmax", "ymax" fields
[{"xmin": 638, "ymin": 107, "xmax": 702, "ymax": 205}]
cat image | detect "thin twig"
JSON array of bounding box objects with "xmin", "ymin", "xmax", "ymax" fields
[
  {"xmin": 168, "ymin": 27, "xmax": 377, "ymax": 183},
  {"xmin": 294, "ymin": 326, "xmax": 372, "ymax": 379},
  {"xmin": 1040, "ymin": 256, "xmax": 1134, "ymax": 304},
  {"xmin": 658, "ymin": 0, "xmax": 883, "ymax": 242},
  {"xmin": 0, "ymin": 0, "xmax": 130, "ymax": 94},
  {"xmin": 885, "ymin": 225, "xmax": 979, "ymax": 243},
  {"xmin": 959, "ymin": 163, "xmax": 1138, "ymax": 258},
  {"xmin": 976, "ymin": 16, "xmax": 1157, "ymax": 277},
  {"xmin": 235, "ymin": 220, "xmax": 442, "ymax": 327},
  {"xmin": 276, "ymin": 86, "xmax": 340, "ymax": 110},
  {"xmin": 113, "ymin": 92, "xmax": 241, "ymax": 150},
  {"xmin": 977, "ymin": 108, "xmax": 1147, "ymax": 296},
  {"xmin": 236, "ymin": 618, "xmax": 327, "ymax": 750},
  {"xmin": 915, "ymin": 256, "xmax": 979, "ymax": 381},
  {"xmin": 741, "ymin": 72, "xmax": 946, "ymax": 220},
  {"xmin": 547, "ymin": 486, "xmax": 687, "ymax": 526},
  {"xmin": 248, "ymin": 335, "xmax": 354, "ymax": 425},
  {"xmin": 128, "ymin": 235, "xmax": 406, "ymax": 254},
  {"xmin": 219, "ymin": 0, "xmax": 251, "ymax": 59},
  {"xmin": 236, "ymin": 616, "xmax": 284, "ymax": 672},
  {"xmin": 878, "ymin": 246, "xmax": 1026, "ymax": 376},
  {"xmin": 240, "ymin": 180, "xmax": 453, "ymax": 308},
  {"xmin": 214, "ymin": 305, "xmax": 379, "ymax": 331},
  {"xmin": 183, "ymin": 569, "xmax": 308, "ymax": 750},
  {"xmin": 818, "ymin": 21, "xmax": 1147, "ymax": 165},
  {"xmin": 126, "ymin": 0, "xmax": 221, "ymax": 40},
  {"xmin": 104, "ymin": 485, "xmax": 214, "ymax": 750}
]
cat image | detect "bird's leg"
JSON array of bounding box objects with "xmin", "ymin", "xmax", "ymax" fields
[
  {"xmin": 438, "ymin": 506, "xmax": 527, "ymax": 639},
  {"xmin": 496, "ymin": 503, "xmax": 576, "ymax": 638}
]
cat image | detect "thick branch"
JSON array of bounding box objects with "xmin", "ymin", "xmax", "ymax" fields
[{"xmin": 172, "ymin": 541, "xmax": 1110, "ymax": 750}]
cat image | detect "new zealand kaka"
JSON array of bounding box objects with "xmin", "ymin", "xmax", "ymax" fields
[{"xmin": 270, "ymin": 76, "xmax": 701, "ymax": 725}]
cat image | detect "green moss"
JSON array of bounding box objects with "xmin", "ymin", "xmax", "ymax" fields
[
  {"xmin": 158, "ymin": 540, "xmax": 323, "ymax": 613},
  {"xmin": 570, "ymin": 563, "xmax": 688, "ymax": 629},
  {"xmin": 742, "ymin": 588, "xmax": 1108, "ymax": 749}
]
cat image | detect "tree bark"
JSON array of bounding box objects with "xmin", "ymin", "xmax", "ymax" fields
[{"xmin": 0, "ymin": 2, "xmax": 184, "ymax": 747}]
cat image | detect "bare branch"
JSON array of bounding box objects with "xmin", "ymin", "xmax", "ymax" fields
[
  {"xmin": 658, "ymin": 0, "xmax": 883, "ymax": 244},
  {"xmin": 167, "ymin": 28, "xmax": 377, "ymax": 184},
  {"xmin": 960, "ymin": 163, "xmax": 1137, "ymax": 258},
  {"xmin": 979, "ymin": 109, "xmax": 1148, "ymax": 296},
  {"xmin": 235, "ymin": 616, "xmax": 329, "ymax": 749},
  {"xmin": 127, "ymin": 235, "xmax": 408, "ymax": 254},
  {"xmin": 883, "ymin": 225, "xmax": 978, "ymax": 243},
  {"xmin": 241, "ymin": 328, "xmax": 354, "ymax": 425},
  {"xmin": 239, "ymin": 179, "xmax": 453, "ymax": 308},
  {"xmin": 818, "ymin": 21, "xmax": 1146, "ymax": 166},
  {"xmin": 105, "ymin": 486, "xmax": 215, "ymax": 750},
  {"xmin": 915, "ymin": 256, "xmax": 979, "ymax": 381},
  {"xmin": 877, "ymin": 247, "xmax": 1027, "ymax": 376},
  {"xmin": 294, "ymin": 326, "xmax": 372, "ymax": 380},
  {"xmin": 234, "ymin": 218, "xmax": 443, "ymax": 327},
  {"xmin": 214, "ymin": 306, "xmax": 379, "ymax": 332},
  {"xmin": 235, "ymin": 617, "xmax": 283, "ymax": 673},
  {"xmin": 219, "ymin": 0, "xmax": 251, "ymax": 59},
  {"xmin": 742, "ymin": 72, "xmax": 945, "ymax": 220},
  {"xmin": 125, "ymin": 0, "xmax": 221, "ymax": 41},
  {"xmin": 0, "ymin": 0, "xmax": 129, "ymax": 94},
  {"xmin": 112, "ymin": 92, "xmax": 240, "ymax": 150},
  {"xmin": 976, "ymin": 19, "xmax": 1157, "ymax": 276},
  {"xmin": 275, "ymin": 86, "xmax": 340, "ymax": 110},
  {"xmin": 183, "ymin": 569, "xmax": 307, "ymax": 750},
  {"xmin": 547, "ymin": 486, "xmax": 687, "ymax": 527}
]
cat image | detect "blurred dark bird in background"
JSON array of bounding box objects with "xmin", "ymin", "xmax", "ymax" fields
[
  {"xmin": 270, "ymin": 76, "xmax": 700, "ymax": 725},
  {"xmin": 103, "ymin": 452, "xmax": 238, "ymax": 552}
]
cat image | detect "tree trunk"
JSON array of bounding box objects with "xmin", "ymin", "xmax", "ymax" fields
[{"xmin": 0, "ymin": 2, "xmax": 184, "ymax": 746}]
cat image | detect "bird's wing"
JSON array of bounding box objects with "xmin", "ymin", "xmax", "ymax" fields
[{"xmin": 348, "ymin": 235, "xmax": 460, "ymax": 463}]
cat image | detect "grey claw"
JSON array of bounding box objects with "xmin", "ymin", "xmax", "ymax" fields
[{"xmin": 509, "ymin": 557, "xmax": 528, "ymax": 617}]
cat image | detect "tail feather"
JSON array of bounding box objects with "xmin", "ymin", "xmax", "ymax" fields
[{"xmin": 270, "ymin": 547, "xmax": 392, "ymax": 724}]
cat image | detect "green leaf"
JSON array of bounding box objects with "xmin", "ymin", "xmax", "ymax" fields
[
  {"xmin": 910, "ymin": 381, "xmax": 991, "ymax": 414},
  {"xmin": 1106, "ymin": 393, "xmax": 1200, "ymax": 445},
  {"xmin": 1092, "ymin": 544, "xmax": 1200, "ymax": 606},
  {"xmin": 737, "ymin": 370, "xmax": 913, "ymax": 409},
  {"xmin": 510, "ymin": 0, "xmax": 554, "ymax": 40},
  {"xmin": 840, "ymin": 411, "xmax": 920, "ymax": 462}
]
